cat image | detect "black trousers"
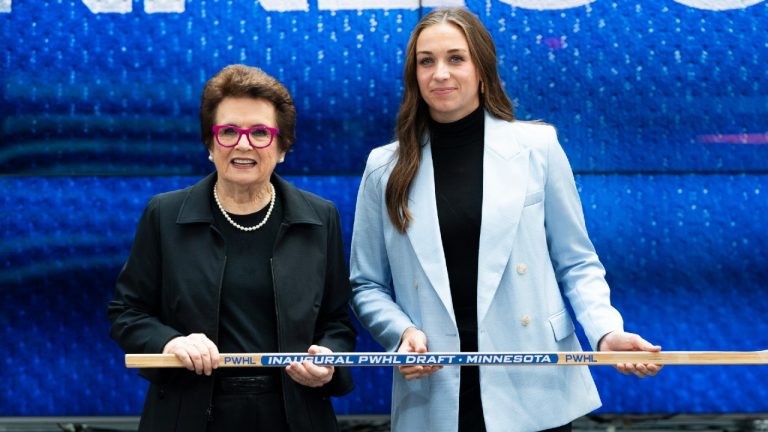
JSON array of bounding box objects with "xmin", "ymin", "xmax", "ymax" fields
[
  {"xmin": 458, "ymin": 366, "xmax": 486, "ymax": 432},
  {"xmin": 207, "ymin": 375, "xmax": 289, "ymax": 432}
]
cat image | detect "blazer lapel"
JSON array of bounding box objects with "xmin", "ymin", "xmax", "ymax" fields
[
  {"xmin": 406, "ymin": 143, "xmax": 456, "ymax": 325},
  {"xmin": 477, "ymin": 116, "xmax": 530, "ymax": 323}
]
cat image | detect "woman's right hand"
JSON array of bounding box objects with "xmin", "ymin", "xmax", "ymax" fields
[
  {"xmin": 162, "ymin": 333, "xmax": 220, "ymax": 376},
  {"xmin": 397, "ymin": 327, "xmax": 442, "ymax": 380}
]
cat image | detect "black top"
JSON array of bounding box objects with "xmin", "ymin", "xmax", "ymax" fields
[
  {"xmin": 430, "ymin": 105, "xmax": 485, "ymax": 352},
  {"xmin": 109, "ymin": 172, "xmax": 356, "ymax": 432},
  {"xmin": 212, "ymin": 187, "xmax": 284, "ymax": 377},
  {"xmin": 429, "ymin": 105, "xmax": 487, "ymax": 432}
]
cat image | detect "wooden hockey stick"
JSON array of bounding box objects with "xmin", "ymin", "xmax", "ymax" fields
[{"xmin": 126, "ymin": 351, "xmax": 768, "ymax": 368}]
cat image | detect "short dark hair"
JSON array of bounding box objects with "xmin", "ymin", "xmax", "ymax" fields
[{"xmin": 200, "ymin": 64, "xmax": 296, "ymax": 153}]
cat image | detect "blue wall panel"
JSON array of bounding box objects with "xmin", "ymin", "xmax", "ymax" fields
[
  {"xmin": 2, "ymin": 1, "xmax": 767, "ymax": 175},
  {"xmin": 1, "ymin": 0, "xmax": 767, "ymax": 417}
]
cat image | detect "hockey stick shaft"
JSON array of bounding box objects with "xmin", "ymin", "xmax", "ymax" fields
[{"xmin": 125, "ymin": 351, "xmax": 768, "ymax": 368}]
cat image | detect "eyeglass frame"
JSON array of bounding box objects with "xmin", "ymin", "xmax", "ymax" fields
[{"xmin": 211, "ymin": 125, "xmax": 280, "ymax": 149}]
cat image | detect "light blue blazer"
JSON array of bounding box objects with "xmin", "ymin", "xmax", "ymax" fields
[{"xmin": 350, "ymin": 113, "xmax": 625, "ymax": 432}]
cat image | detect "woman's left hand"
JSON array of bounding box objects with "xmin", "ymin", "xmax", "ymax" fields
[
  {"xmin": 598, "ymin": 331, "xmax": 664, "ymax": 378},
  {"xmin": 286, "ymin": 345, "xmax": 335, "ymax": 387}
]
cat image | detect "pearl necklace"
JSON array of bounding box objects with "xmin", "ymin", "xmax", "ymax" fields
[{"xmin": 213, "ymin": 182, "xmax": 276, "ymax": 232}]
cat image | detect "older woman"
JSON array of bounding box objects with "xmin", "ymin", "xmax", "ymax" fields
[
  {"xmin": 109, "ymin": 64, "xmax": 356, "ymax": 432},
  {"xmin": 350, "ymin": 8, "xmax": 660, "ymax": 432}
]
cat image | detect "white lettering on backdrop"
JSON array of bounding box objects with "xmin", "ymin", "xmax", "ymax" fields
[{"xmin": 0, "ymin": 0, "xmax": 764, "ymax": 13}]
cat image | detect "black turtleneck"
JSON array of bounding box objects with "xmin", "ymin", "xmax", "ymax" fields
[
  {"xmin": 430, "ymin": 104, "xmax": 484, "ymax": 350},
  {"xmin": 429, "ymin": 104, "xmax": 487, "ymax": 432}
]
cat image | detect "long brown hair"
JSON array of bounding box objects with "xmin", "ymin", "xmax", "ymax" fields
[{"xmin": 386, "ymin": 7, "xmax": 515, "ymax": 233}]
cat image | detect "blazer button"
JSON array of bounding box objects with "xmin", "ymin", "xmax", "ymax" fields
[
  {"xmin": 516, "ymin": 263, "xmax": 528, "ymax": 275},
  {"xmin": 521, "ymin": 315, "xmax": 531, "ymax": 326}
]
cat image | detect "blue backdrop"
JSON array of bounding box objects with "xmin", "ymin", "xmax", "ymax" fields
[{"xmin": 1, "ymin": 0, "xmax": 767, "ymax": 416}]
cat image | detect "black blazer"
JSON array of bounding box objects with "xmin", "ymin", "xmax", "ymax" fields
[{"xmin": 108, "ymin": 172, "xmax": 356, "ymax": 432}]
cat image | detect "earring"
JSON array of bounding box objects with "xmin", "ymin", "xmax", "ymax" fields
[
  {"xmin": 208, "ymin": 154, "xmax": 213, "ymax": 162},
  {"xmin": 278, "ymin": 156, "xmax": 285, "ymax": 163}
]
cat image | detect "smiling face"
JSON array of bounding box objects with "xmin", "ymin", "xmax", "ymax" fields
[
  {"xmin": 415, "ymin": 22, "xmax": 481, "ymax": 123},
  {"xmin": 211, "ymin": 97, "xmax": 285, "ymax": 191}
]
